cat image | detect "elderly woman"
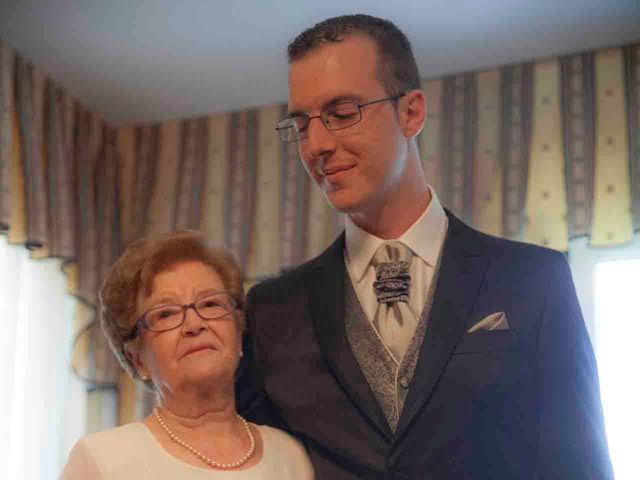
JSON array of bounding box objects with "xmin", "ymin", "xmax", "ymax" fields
[{"xmin": 61, "ymin": 231, "xmax": 313, "ymax": 479}]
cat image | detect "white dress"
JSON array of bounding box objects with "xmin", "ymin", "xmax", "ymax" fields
[{"xmin": 60, "ymin": 422, "xmax": 314, "ymax": 479}]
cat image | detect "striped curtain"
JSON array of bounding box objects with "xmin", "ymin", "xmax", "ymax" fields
[
  {"xmin": 0, "ymin": 40, "xmax": 122, "ymax": 432},
  {"xmin": 419, "ymin": 43, "xmax": 639, "ymax": 250},
  {"xmin": 1, "ymin": 37, "xmax": 638, "ymax": 429}
]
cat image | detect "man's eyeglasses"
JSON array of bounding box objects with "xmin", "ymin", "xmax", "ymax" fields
[
  {"xmin": 124, "ymin": 291, "xmax": 238, "ymax": 341},
  {"xmin": 276, "ymin": 93, "xmax": 405, "ymax": 143}
]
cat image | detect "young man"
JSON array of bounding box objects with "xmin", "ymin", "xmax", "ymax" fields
[{"xmin": 237, "ymin": 14, "xmax": 613, "ymax": 479}]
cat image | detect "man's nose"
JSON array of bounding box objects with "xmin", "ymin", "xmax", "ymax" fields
[{"xmin": 303, "ymin": 116, "xmax": 336, "ymax": 160}]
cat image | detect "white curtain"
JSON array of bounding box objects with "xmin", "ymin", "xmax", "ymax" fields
[
  {"xmin": 0, "ymin": 235, "xmax": 86, "ymax": 480},
  {"xmin": 569, "ymin": 233, "xmax": 640, "ymax": 480}
]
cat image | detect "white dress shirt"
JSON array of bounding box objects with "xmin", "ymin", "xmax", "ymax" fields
[{"xmin": 345, "ymin": 186, "xmax": 448, "ymax": 324}]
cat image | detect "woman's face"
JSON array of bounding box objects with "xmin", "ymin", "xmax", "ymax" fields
[{"xmin": 129, "ymin": 260, "xmax": 241, "ymax": 396}]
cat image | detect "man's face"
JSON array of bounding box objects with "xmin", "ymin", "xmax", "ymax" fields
[{"xmin": 288, "ymin": 35, "xmax": 411, "ymax": 216}]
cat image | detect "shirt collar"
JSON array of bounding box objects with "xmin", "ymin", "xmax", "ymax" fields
[{"xmin": 345, "ymin": 186, "xmax": 448, "ymax": 283}]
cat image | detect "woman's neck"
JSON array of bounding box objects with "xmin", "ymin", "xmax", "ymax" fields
[{"xmin": 157, "ymin": 381, "xmax": 238, "ymax": 430}]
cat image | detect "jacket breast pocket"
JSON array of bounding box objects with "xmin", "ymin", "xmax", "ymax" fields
[{"xmin": 453, "ymin": 330, "xmax": 519, "ymax": 354}]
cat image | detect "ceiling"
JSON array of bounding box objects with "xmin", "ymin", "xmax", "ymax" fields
[{"xmin": 1, "ymin": 0, "xmax": 639, "ymax": 126}]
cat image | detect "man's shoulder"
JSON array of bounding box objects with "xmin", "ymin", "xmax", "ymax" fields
[
  {"xmin": 450, "ymin": 213, "xmax": 566, "ymax": 267},
  {"xmin": 248, "ymin": 234, "xmax": 344, "ymax": 300}
]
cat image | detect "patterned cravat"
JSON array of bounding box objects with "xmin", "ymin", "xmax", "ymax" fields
[{"xmin": 371, "ymin": 241, "xmax": 417, "ymax": 362}]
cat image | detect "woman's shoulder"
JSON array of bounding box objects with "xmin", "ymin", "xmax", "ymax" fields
[
  {"xmin": 76, "ymin": 422, "xmax": 149, "ymax": 452},
  {"xmin": 256, "ymin": 424, "xmax": 302, "ymax": 448},
  {"xmin": 61, "ymin": 423, "xmax": 151, "ymax": 479},
  {"xmin": 255, "ymin": 424, "xmax": 315, "ymax": 479}
]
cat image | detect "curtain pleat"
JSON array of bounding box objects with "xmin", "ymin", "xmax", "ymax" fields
[
  {"xmin": 561, "ymin": 53, "xmax": 596, "ymax": 239},
  {"xmin": 280, "ymin": 105, "xmax": 310, "ymax": 270},
  {"xmin": 473, "ymin": 69, "xmax": 503, "ymax": 237},
  {"xmin": 46, "ymin": 83, "xmax": 76, "ymax": 260},
  {"xmin": 500, "ymin": 63, "xmax": 534, "ymax": 240},
  {"xmin": 0, "ymin": 42, "xmax": 14, "ymax": 230},
  {"xmin": 15, "ymin": 58, "xmax": 48, "ymax": 248},
  {"xmin": 224, "ymin": 111, "xmax": 257, "ymax": 271},
  {"xmin": 9, "ymin": 101, "xmax": 26, "ymax": 245},
  {"xmin": 175, "ymin": 118, "xmax": 207, "ymax": 230},
  {"xmin": 625, "ymin": 45, "xmax": 640, "ymax": 232},
  {"xmin": 74, "ymin": 107, "xmax": 100, "ymax": 303},
  {"xmin": 524, "ymin": 59, "xmax": 569, "ymax": 250},
  {"xmin": 440, "ymin": 74, "xmax": 477, "ymax": 223},
  {"xmin": 247, "ymin": 105, "xmax": 282, "ymax": 279},
  {"xmin": 201, "ymin": 115, "xmax": 229, "ymax": 246},
  {"xmin": 131, "ymin": 124, "xmax": 160, "ymax": 239},
  {"xmin": 420, "ymin": 79, "xmax": 444, "ymax": 196},
  {"xmin": 145, "ymin": 121, "xmax": 179, "ymax": 235},
  {"xmin": 115, "ymin": 126, "xmax": 136, "ymax": 243},
  {"xmin": 591, "ymin": 48, "xmax": 633, "ymax": 246},
  {"xmin": 305, "ymin": 179, "xmax": 335, "ymax": 260},
  {"xmin": 96, "ymin": 127, "xmax": 122, "ymax": 294}
]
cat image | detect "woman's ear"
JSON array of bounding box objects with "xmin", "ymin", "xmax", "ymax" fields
[
  {"xmin": 125, "ymin": 341, "xmax": 150, "ymax": 381},
  {"xmin": 401, "ymin": 89, "xmax": 427, "ymax": 138},
  {"xmin": 235, "ymin": 310, "xmax": 245, "ymax": 358}
]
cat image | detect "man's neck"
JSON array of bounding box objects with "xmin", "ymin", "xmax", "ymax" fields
[{"xmin": 349, "ymin": 186, "xmax": 432, "ymax": 239}]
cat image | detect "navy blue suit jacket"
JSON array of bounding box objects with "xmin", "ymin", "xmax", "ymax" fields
[{"xmin": 236, "ymin": 211, "xmax": 613, "ymax": 479}]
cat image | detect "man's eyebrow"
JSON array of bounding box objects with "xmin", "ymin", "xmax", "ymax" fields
[
  {"xmin": 288, "ymin": 94, "xmax": 362, "ymax": 117},
  {"xmin": 287, "ymin": 109, "xmax": 307, "ymax": 118}
]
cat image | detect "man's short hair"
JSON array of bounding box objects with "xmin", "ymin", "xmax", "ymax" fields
[{"xmin": 288, "ymin": 14, "xmax": 421, "ymax": 96}]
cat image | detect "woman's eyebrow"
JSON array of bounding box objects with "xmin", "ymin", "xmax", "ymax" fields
[
  {"xmin": 143, "ymin": 296, "xmax": 178, "ymax": 309},
  {"xmin": 193, "ymin": 288, "xmax": 221, "ymax": 298}
]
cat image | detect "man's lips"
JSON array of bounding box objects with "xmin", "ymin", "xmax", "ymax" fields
[{"xmin": 320, "ymin": 164, "xmax": 354, "ymax": 177}]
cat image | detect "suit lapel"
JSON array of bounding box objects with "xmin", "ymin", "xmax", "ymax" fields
[
  {"xmin": 394, "ymin": 212, "xmax": 490, "ymax": 441},
  {"xmin": 307, "ymin": 234, "xmax": 393, "ymax": 441}
]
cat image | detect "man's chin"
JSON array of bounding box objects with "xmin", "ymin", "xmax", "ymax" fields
[{"xmin": 324, "ymin": 191, "xmax": 362, "ymax": 215}]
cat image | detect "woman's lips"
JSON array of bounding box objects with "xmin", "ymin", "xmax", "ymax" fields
[{"xmin": 182, "ymin": 345, "xmax": 216, "ymax": 357}]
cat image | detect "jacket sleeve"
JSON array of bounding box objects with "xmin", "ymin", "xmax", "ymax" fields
[
  {"xmin": 534, "ymin": 252, "xmax": 614, "ymax": 479},
  {"xmin": 235, "ymin": 285, "xmax": 289, "ymax": 431}
]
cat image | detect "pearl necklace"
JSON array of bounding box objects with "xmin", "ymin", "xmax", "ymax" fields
[{"xmin": 153, "ymin": 407, "xmax": 256, "ymax": 470}]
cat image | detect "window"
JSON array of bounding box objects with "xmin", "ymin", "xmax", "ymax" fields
[
  {"xmin": 0, "ymin": 235, "xmax": 86, "ymax": 479},
  {"xmin": 570, "ymin": 233, "xmax": 640, "ymax": 480}
]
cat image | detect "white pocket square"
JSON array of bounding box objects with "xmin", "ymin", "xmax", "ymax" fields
[{"xmin": 467, "ymin": 312, "xmax": 510, "ymax": 333}]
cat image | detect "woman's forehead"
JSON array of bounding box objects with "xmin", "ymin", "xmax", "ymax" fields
[{"xmin": 141, "ymin": 261, "xmax": 224, "ymax": 301}]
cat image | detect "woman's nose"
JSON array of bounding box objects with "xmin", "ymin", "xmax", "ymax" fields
[{"xmin": 181, "ymin": 307, "xmax": 207, "ymax": 336}]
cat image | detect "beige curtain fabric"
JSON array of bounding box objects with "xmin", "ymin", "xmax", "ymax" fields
[
  {"xmin": 591, "ymin": 48, "xmax": 634, "ymax": 246},
  {"xmin": 562, "ymin": 53, "xmax": 596, "ymax": 239},
  {"xmin": 472, "ymin": 69, "xmax": 502, "ymax": 237},
  {"xmin": 15, "ymin": 57, "xmax": 48, "ymax": 249},
  {"xmin": 0, "ymin": 42, "xmax": 13, "ymax": 230},
  {"xmin": 1, "ymin": 38, "xmax": 639, "ymax": 429},
  {"xmin": 524, "ymin": 59, "xmax": 569, "ymax": 251},
  {"xmin": 625, "ymin": 45, "xmax": 640, "ymax": 233}
]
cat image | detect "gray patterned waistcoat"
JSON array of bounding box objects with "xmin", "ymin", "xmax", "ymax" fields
[{"xmin": 344, "ymin": 263, "xmax": 441, "ymax": 432}]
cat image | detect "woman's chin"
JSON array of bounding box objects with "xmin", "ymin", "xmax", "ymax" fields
[{"xmin": 180, "ymin": 362, "xmax": 234, "ymax": 388}]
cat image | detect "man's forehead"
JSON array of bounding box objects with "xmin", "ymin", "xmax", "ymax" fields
[
  {"xmin": 287, "ymin": 38, "xmax": 382, "ymax": 114},
  {"xmin": 287, "ymin": 90, "xmax": 366, "ymax": 115}
]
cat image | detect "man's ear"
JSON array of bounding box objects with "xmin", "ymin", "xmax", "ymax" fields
[{"xmin": 400, "ymin": 89, "xmax": 426, "ymax": 138}]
